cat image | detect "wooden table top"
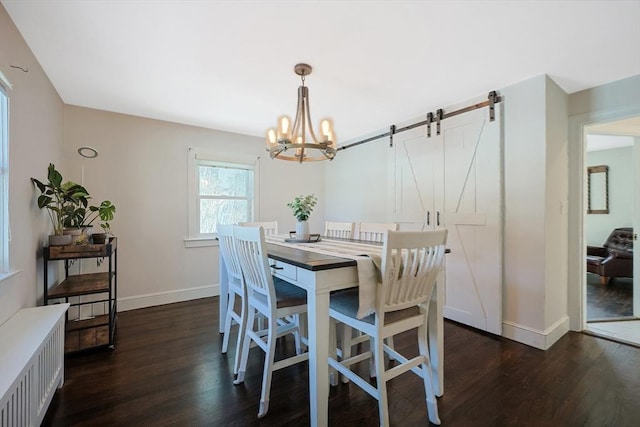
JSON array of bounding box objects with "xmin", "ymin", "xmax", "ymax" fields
[{"xmin": 266, "ymin": 243, "xmax": 357, "ymax": 271}]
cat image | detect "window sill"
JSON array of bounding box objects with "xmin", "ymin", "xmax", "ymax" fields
[
  {"xmin": 184, "ymin": 237, "xmax": 218, "ymax": 248},
  {"xmin": 0, "ymin": 269, "xmax": 22, "ymax": 284}
]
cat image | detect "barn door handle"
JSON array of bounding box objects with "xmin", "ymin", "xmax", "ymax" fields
[
  {"xmin": 437, "ymin": 211, "xmax": 441, "ymax": 226},
  {"xmin": 426, "ymin": 211, "xmax": 430, "ymax": 226}
]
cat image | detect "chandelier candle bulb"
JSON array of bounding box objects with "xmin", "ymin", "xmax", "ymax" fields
[
  {"xmin": 266, "ymin": 129, "xmax": 277, "ymax": 148},
  {"xmin": 278, "ymin": 115, "xmax": 291, "ymax": 141},
  {"xmin": 320, "ymin": 119, "xmax": 333, "ymax": 141}
]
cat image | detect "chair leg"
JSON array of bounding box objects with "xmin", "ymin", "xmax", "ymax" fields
[
  {"xmin": 299, "ymin": 312, "xmax": 308, "ymax": 352},
  {"xmin": 329, "ymin": 318, "xmax": 339, "ymax": 386},
  {"xmin": 221, "ymin": 292, "xmax": 236, "ymax": 354},
  {"xmin": 372, "ymin": 336, "xmax": 390, "ymax": 427},
  {"xmin": 418, "ymin": 321, "xmax": 441, "ymax": 425},
  {"xmin": 341, "ymin": 323, "xmax": 352, "ymax": 383},
  {"xmin": 258, "ymin": 316, "xmax": 278, "ymax": 418},
  {"xmin": 293, "ymin": 314, "xmax": 302, "ymax": 355},
  {"xmin": 234, "ymin": 307, "xmax": 255, "ymax": 385},
  {"xmin": 600, "ymin": 276, "xmax": 608, "ymax": 285},
  {"xmin": 385, "ymin": 336, "xmax": 395, "ymax": 361},
  {"xmin": 369, "ymin": 337, "xmax": 377, "ymax": 379},
  {"xmin": 233, "ymin": 293, "xmax": 248, "ymax": 375}
]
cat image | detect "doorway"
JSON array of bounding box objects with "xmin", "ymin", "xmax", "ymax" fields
[{"xmin": 583, "ymin": 116, "xmax": 639, "ymax": 346}]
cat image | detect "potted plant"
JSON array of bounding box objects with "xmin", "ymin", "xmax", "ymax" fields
[
  {"xmin": 31, "ymin": 163, "xmax": 90, "ymax": 246},
  {"xmin": 64, "ymin": 196, "xmax": 116, "ymax": 242},
  {"xmin": 61, "ymin": 182, "xmax": 91, "ymax": 243},
  {"xmin": 286, "ymin": 194, "xmax": 317, "ymax": 240},
  {"xmin": 85, "ymin": 200, "xmax": 116, "ymax": 244}
]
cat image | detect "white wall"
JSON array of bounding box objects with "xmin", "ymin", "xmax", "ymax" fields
[
  {"xmin": 63, "ymin": 106, "xmax": 325, "ymax": 310},
  {"xmin": 496, "ymin": 75, "xmax": 570, "ymax": 348},
  {"xmin": 0, "ymin": 4, "xmax": 65, "ymax": 325},
  {"xmin": 543, "ymin": 77, "xmax": 569, "ymax": 341},
  {"xmin": 501, "ymin": 76, "xmax": 548, "ymax": 340},
  {"xmin": 585, "ymin": 146, "xmax": 634, "ymax": 246},
  {"xmin": 324, "ymin": 136, "xmax": 391, "ymax": 224}
]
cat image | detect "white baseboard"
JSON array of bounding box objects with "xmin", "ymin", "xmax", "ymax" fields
[
  {"xmin": 502, "ymin": 315, "xmax": 570, "ymax": 350},
  {"xmin": 118, "ymin": 284, "xmax": 220, "ymax": 312}
]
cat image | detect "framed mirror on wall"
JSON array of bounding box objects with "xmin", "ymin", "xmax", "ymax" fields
[{"xmin": 587, "ymin": 165, "xmax": 609, "ymax": 214}]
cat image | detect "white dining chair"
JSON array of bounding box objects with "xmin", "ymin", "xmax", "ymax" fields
[
  {"xmin": 325, "ymin": 221, "xmax": 355, "ymax": 239},
  {"xmin": 217, "ymin": 223, "xmax": 247, "ymax": 376},
  {"xmin": 232, "ymin": 225, "xmax": 309, "ymax": 418},
  {"xmin": 346, "ymin": 222, "xmax": 401, "ymax": 363},
  {"xmin": 328, "ymin": 229, "xmax": 448, "ymax": 426},
  {"xmin": 358, "ymin": 222, "xmax": 399, "ymax": 242},
  {"xmin": 238, "ymin": 221, "xmax": 278, "ymax": 235}
]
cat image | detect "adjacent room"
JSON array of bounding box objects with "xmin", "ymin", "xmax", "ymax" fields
[{"xmin": 1, "ymin": 1, "xmax": 639, "ymax": 426}]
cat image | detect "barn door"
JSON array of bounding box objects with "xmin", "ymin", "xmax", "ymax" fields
[
  {"xmin": 393, "ymin": 106, "xmax": 503, "ymax": 335},
  {"xmin": 392, "ymin": 127, "xmax": 440, "ymax": 227},
  {"xmin": 438, "ymin": 107, "xmax": 503, "ymax": 335}
]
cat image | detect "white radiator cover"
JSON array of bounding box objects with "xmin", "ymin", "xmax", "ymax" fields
[{"xmin": 0, "ymin": 304, "xmax": 69, "ymax": 427}]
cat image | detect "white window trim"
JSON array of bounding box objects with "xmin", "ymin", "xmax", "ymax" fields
[
  {"xmin": 0, "ymin": 269, "xmax": 21, "ymax": 284},
  {"xmin": 185, "ymin": 148, "xmax": 260, "ymax": 248}
]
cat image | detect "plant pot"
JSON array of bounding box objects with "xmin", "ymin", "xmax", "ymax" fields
[
  {"xmin": 82, "ymin": 225, "xmax": 95, "ymax": 236},
  {"xmin": 295, "ymin": 220, "xmax": 310, "ymax": 240},
  {"xmin": 63, "ymin": 228, "xmax": 82, "ymax": 236},
  {"xmin": 64, "ymin": 228, "xmax": 83, "ymax": 243},
  {"xmin": 49, "ymin": 234, "xmax": 72, "ymax": 246},
  {"xmin": 92, "ymin": 233, "xmax": 107, "ymax": 244}
]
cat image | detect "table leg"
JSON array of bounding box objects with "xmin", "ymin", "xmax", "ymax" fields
[
  {"xmin": 428, "ymin": 279, "xmax": 444, "ymax": 397},
  {"xmin": 306, "ymin": 289, "xmax": 330, "ymax": 427},
  {"xmin": 219, "ymin": 251, "xmax": 228, "ymax": 334}
]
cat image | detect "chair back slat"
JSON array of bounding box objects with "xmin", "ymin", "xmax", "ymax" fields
[
  {"xmin": 325, "ymin": 221, "xmax": 355, "ymax": 239},
  {"xmin": 358, "ymin": 222, "xmax": 399, "ymax": 242},
  {"xmin": 217, "ymin": 224, "xmax": 243, "ymax": 283},
  {"xmin": 233, "ymin": 226, "xmax": 274, "ymax": 306},
  {"xmin": 380, "ymin": 230, "xmax": 447, "ymax": 313},
  {"xmin": 239, "ymin": 221, "xmax": 278, "ymax": 235}
]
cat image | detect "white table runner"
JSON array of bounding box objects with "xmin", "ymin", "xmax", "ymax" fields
[{"xmin": 265, "ymin": 234, "xmax": 382, "ymax": 318}]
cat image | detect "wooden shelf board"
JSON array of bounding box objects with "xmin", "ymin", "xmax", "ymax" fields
[
  {"xmin": 47, "ymin": 272, "xmax": 113, "ymax": 299},
  {"xmin": 45, "ymin": 237, "xmax": 117, "ymax": 260},
  {"xmin": 66, "ymin": 314, "xmax": 109, "ymax": 332}
]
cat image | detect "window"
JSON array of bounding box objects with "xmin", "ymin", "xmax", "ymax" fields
[
  {"xmin": 198, "ymin": 161, "xmax": 254, "ymax": 234},
  {"xmin": 192, "ymin": 158, "xmax": 254, "ymax": 238},
  {"xmin": 0, "ymin": 83, "xmax": 9, "ymax": 273},
  {"xmin": 186, "ymin": 149, "xmax": 259, "ymax": 246}
]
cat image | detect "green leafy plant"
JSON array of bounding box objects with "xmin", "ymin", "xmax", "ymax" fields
[
  {"xmin": 31, "ymin": 163, "xmax": 89, "ymax": 235},
  {"xmin": 32, "ymin": 163, "xmax": 116, "ymax": 240},
  {"xmin": 86, "ymin": 200, "xmax": 116, "ymax": 234},
  {"xmin": 286, "ymin": 194, "xmax": 317, "ymax": 222}
]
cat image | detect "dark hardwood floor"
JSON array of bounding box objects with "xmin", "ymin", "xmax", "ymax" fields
[
  {"xmin": 43, "ymin": 297, "xmax": 640, "ymax": 427},
  {"xmin": 586, "ymin": 273, "xmax": 633, "ymax": 320}
]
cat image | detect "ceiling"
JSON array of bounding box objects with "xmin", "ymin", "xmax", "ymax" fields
[
  {"xmin": 2, "ymin": 1, "xmax": 640, "ymax": 144},
  {"xmin": 586, "ymin": 116, "xmax": 640, "ymax": 152}
]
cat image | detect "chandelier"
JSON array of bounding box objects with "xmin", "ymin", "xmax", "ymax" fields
[{"xmin": 266, "ymin": 63, "xmax": 336, "ymax": 162}]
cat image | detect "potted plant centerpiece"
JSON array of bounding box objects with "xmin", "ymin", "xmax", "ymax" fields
[
  {"xmin": 287, "ymin": 194, "xmax": 317, "ymax": 240},
  {"xmin": 31, "ymin": 163, "xmax": 90, "ymax": 246}
]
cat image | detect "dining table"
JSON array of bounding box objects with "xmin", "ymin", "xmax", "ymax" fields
[{"xmin": 218, "ymin": 235, "xmax": 444, "ymax": 427}]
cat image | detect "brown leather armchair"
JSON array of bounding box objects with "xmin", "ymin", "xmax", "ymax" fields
[{"xmin": 586, "ymin": 227, "xmax": 634, "ymax": 285}]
